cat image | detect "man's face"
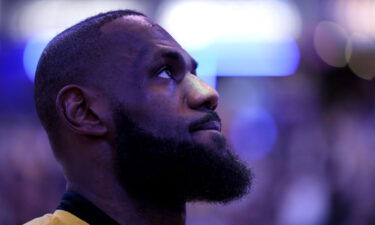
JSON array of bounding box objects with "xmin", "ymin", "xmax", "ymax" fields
[
  {"xmin": 99, "ymin": 15, "xmax": 251, "ymax": 205},
  {"xmin": 100, "ymin": 15, "xmax": 221, "ymax": 148}
]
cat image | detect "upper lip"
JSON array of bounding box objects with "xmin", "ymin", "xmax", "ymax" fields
[{"xmin": 189, "ymin": 112, "xmax": 222, "ymax": 132}]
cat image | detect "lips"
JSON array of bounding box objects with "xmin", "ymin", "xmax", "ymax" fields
[
  {"xmin": 189, "ymin": 111, "xmax": 222, "ymax": 133},
  {"xmin": 191, "ymin": 120, "xmax": 221, "ymax": 132}
]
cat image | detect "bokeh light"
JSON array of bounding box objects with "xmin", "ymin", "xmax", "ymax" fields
[
  {"xmin": 23, "ymin": 31, "xmax": 57, "ymax": 82},
  {"xmin": 216, "ymin": 40, "xmax": 300, "ymax": 76},
  {"xmin": 11, "ymin": 0, "xmax": 147, "ymax": 40},
  {"xmin": 158, "ymin": 0, "xmax": 302, "ymax": 78},
  {"xmin": 16, "ymin": 0, "xmax": 147, "ymax": 83},
  {"xmin": 314, "ymin": 21, "xmax": 348, "ymax": 67},
  {"xmin": 346, "ymin": 34, "xmax": 375, "ymax": 80},
  {"xmin": 313, "ymin": 0, "xmax": 375, "ymax": 80},
  {"xmin": 332, "ymin": 0, "xmax": 375, "ymax": 39},
  {"xmin": 158, "ymin": 0, "xmax": 302, "ymax": 46},
  {"xmin": 278, "ymin": 177, "xmax": 329, "ymax": 225},
  {"xmin": 230, "ymin": 106, "xmax": 278, "ymax": 161}
]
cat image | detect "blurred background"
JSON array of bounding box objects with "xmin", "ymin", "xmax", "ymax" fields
[{"xmin": 1, "ymin": 0, "xmax": 375, "ymax": 224}]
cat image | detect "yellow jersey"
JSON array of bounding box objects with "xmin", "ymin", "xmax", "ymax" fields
[{"xmin": 24, "ymin": 209, "xmax": 89, "ymax": 225}]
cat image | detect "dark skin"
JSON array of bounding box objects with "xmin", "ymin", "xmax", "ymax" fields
[{"xmin": 54, "ymin": 15, "xmax": 220, "ymax": 225}]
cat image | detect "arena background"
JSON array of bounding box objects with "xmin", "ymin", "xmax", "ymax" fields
[{"xmin": 1, "ymin": 0, "xmax": 375, "ymax": 224}]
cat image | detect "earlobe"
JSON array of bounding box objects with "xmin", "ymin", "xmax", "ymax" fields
[{"xmin": 56, "ymin": 85, "xmax": 108, "ymax": 136}]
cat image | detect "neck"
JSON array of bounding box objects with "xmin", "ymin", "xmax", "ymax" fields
[
  {"xmin": 67, "ymin": 179, "xmax": 186, "ymax": 225},
  {"xmin": 132, "ymin": 201, "xmax": 186, "ymax": 225},
  {"xmin": 62, "ymin": 140, "xmax": 186, "ymax": 225}
]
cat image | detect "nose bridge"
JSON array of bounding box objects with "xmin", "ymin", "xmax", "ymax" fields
[{"xmin": 184, "ymin": 73, "xmax": 219, "ymax": 110}]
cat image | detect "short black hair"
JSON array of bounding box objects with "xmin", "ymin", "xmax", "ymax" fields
[{"xmin": 34, "ymin": 10, "xmax": 145, "ymax": 141}]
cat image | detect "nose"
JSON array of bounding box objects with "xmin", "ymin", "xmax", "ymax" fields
[{"xmin": 184, "ymin": 74, "xmax": 219, "ymax": 111}]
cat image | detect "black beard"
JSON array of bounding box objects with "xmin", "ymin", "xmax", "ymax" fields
[{"xmin": 112, "ymin": 106, "xmax": 252, "ymax": 208}]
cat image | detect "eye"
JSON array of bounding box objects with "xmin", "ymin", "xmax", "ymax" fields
[{"xmin": 157, "ymin": 67, "xmax": 173, "ymax": 79}]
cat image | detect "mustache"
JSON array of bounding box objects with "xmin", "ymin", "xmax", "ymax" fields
[{"xmin": 189, "ymin": 111, "xmax": 222, "ymax": 132}]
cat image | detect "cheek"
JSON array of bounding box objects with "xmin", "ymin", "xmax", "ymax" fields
[
  {"xmin": 118, "ymin": 81, "xmax": 190, "ymax": 138},
  {"xmin": 140, "ymin": 93, "xmax": 189, "ymax": 138},
  {"xmin": 145, "ymin": 102, "xmax": 187, "ymax": 138}
]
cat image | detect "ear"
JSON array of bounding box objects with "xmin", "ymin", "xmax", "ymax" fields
[{"xmin": 56, "ymin": 84, "xmax": 108, "ymax": 136}]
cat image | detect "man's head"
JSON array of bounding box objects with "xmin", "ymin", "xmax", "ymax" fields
[{"xmin": 34, "ymin": 10, "xmax": 251, "ymax": 206}]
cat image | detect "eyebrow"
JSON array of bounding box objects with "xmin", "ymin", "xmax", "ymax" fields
[{"xmin": 158, "ymin": 50, "xmax": 198, "ymax": 72}]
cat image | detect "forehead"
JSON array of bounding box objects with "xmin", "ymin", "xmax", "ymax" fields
[
  {"xmin": 99, "ymin": 15, "xmax": 193, "ymax": 65},
  {"xmin": 101, "ymin": 15, "xmax": 155, "ymax": 33},
  {"xmin": 100, "ymin": 15, "xmax": 180, "ymax": 50}
]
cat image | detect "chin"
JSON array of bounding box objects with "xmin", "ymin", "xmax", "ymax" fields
[{"xmin": 191, "ymin": 130, "xmax": 227, "ymax": 151}]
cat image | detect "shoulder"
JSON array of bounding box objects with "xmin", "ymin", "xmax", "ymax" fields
[
  {"xmin": 23, "ymin": 210, "xmax": 89, "ymax": 225},
  {"xmin": 23, "ymin": 213, "xmax": 58, "ymax": 225}
]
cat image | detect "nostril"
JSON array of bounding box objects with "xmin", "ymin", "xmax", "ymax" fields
[
  {"xmin": 202, "ymin": 101, "xmax": 213, "ymax": 111},
  {"xmin": 207, "ymin": 89, "xmax": 219, "ymax": 110},
  {"xmin": 211, "ymin": 102, "xmax": 218, "ymax": 111},
  {"xmin": 199, "ymin": 92, "xmax": 218, "ymax": 111}
]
